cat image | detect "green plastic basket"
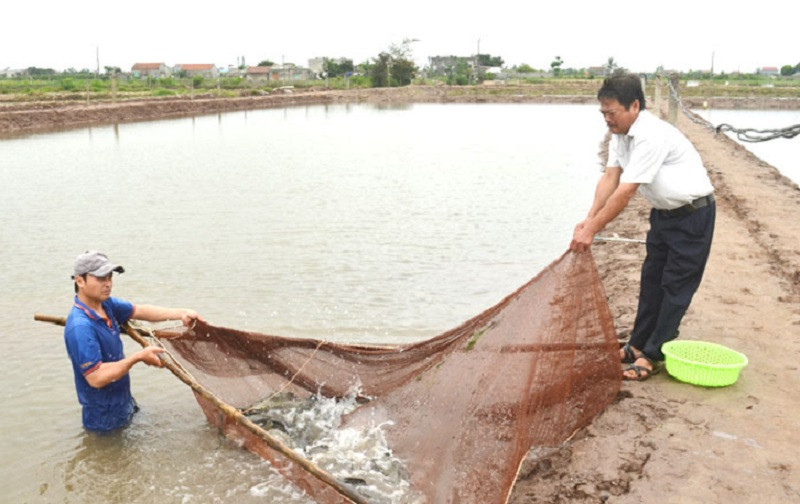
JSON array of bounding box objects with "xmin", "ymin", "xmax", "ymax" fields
[{"xmin": 662, "ymin": 340, "xmax": 748, "ymax": 387}]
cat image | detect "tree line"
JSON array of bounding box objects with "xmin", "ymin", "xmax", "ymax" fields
[{"xmin": 7, "ymin": 49, "xmax": 800, "ymax": 88}]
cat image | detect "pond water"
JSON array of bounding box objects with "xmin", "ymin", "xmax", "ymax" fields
[
  {"xmin": 1, "ymin": 103, "xmax": 608, "ymax": 503},
  {"xmin": 693, "ymin": 108, "xmax": 800, "ymax": 184}
]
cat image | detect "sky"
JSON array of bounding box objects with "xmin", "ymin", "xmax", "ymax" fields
[{"xmin": 2, "ymin": 1, "xmax": 796, "ymax": 75}]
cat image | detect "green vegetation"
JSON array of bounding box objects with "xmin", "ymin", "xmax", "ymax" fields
[
  {"xmin": 550, "ymin": 56, "xmax": 563, "ymax": 76},
  {"xmin": 1, "ymin": 65, "xmax": 798, "ymax": 102},
  {"xmin": 0, "ymin": 71, "xmax": 376, "ymax": 101},
  {"xmin": 362, "ymin": 39, "xmax": 419, "ymax": 87},
  {"xmin": 322, "ymin": 57, "xmax": 354, "ymax": 78},
  {"xmin": 780, "ymin": 62, "xmax": 800, "ymax": 76},
  {"xmin": 466, "ymin": 328, "xmax": 487, "ymax": 352}
]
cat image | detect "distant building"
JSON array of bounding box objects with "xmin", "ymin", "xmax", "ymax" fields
[
  {"xmin": 308, "ymin": 58, "xmax": 325, "ymax": 74},
  {"xmin": 174, "ymin": 64, "xmax": 219, "ymax": 79},
  {"xmin": 308, "ymin": 57, "xmax": 349, "ymax": 77},
  {"xmin": 268, "ymin": 64, "xmax": 313, "ymax": 82},
  {"xmin": 131, "ymin": 63, "xmax": 171, "ymax": 78},
  {"xmin": 1, "ymin": 67, "xmax": 25, "ymax": 78},
  {"xmin": 428, "ymin": 56, "xmax": 475, "ymax": 76},
  {"xmin": 224, "ymin": 66, "xmax": 245, "ymax": 78},
  {"xmin": 756, "ymin": 66, "xmax": 780, "ymax": 76},
  {"xmin": 587, "ymin": 66, "xmax": 607, "ymax": 77},
  {"xmin": 245, "ymin": 66, "xmax": 272, "ymax": 82}
]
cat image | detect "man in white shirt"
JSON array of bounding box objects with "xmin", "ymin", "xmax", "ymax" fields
[{"xmin": 570, "ymin": 73, "xmax": 715, "ymax": 381}]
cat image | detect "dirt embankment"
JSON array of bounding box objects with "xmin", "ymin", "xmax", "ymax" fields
[
  {"xmin": 510, "ymin": 104, "xmax": 800, "ymax": 503},
  {"xmin": 2, "ymin": 85, "xmax": 798, "ymax": 138},
  {"xmin": 0, "ymin": 86, "xmax": 576, "ymax": 136}
]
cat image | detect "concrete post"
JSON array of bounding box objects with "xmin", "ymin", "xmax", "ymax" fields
[
  {"xmin": 654, "ymin": 75, "xmax": 662, "ymax": 112},
  {"xmin": 668, "ymin": 73, "xmax": 680, "ymax": 126},
  {"xmin": 640, "ymin": 76, "xmax": 646, "ymax": 103}
]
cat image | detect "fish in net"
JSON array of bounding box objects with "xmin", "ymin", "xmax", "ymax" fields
[{"xmin": 153, "ymin": 250, "xmax": 621, "ymax": 503}]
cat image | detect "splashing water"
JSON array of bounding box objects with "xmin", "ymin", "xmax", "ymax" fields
[{"xmin": 245, "ymin": 390, "xmax": 421, "ymax": 503}]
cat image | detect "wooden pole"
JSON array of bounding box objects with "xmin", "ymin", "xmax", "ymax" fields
[
  {"xmin": 594, "ymin": 235, "xmax": 646, "ymax": 244},
  {"xmin": 33, "ymin": 314, "xmax": 366, "ymax": 504}
]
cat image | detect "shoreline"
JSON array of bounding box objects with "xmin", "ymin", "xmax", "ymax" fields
[
  {"xmin": 2, "ymin": 86, "xmax": 799, "ymax": 138},
  {"xmin": 510, "ymin": 102, "xmax": 800, "ymax": 502}
]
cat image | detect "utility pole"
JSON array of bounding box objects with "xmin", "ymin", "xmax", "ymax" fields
[
  {"xmin": 710, "ymin": 51, "xmax": 715, "ymax": 78},
  {"xmin": 475, "ymin": 38, "xmax": 480, "ymax": 84},
  {"xmin": 96, "ymin": 46, "xmax": 100, "ymax": 78}
]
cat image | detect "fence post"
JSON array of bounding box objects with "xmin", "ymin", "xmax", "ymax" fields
[
  {"xmin": 654, "ymin": 74, "xmax": 662, "ymax": 111},
  {"xmin": 668, "ymin": 73, "xmax": 680, "ymax": 126}
]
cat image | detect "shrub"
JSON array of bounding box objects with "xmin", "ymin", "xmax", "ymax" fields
[{"xmin": 60, "ymin": 78, "xmax": 77, "ymax": 91}]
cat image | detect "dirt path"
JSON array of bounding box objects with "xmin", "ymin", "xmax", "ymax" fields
[{"xmin": 509, "ymin": 106, "xmax": 800, "ymax": 502}]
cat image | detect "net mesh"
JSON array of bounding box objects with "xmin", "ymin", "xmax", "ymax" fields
[{"xmin": 155, "ymin": 251, "xmax": 620, "ymax": 503}]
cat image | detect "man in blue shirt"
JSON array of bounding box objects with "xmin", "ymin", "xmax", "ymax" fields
[{"xmin": 65, "ymin": 251, "xmax": 204, "ymax": 432}]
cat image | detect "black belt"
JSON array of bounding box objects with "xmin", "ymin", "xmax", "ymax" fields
[{"xmin": 657, "ymin": 194, "xmax": 715, "ymax": 218}]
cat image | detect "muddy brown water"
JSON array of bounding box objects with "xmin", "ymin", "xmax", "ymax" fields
[
  {"xmin": 2, "ymin": 103, "xmax": 606, "ymax": 502},
  {"xmin": 4, "ymin": 101, "xmax": 794, "ymax": 503}
]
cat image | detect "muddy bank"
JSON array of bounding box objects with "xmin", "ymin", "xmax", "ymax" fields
[
  {"xmin": 0, "ymin": 86, "xmax": 589, "ymax": 136},
  {"xmin": 680, "ymin": 96, "xmax": 800, "ymax": 110},
  {"xmin": 510, "ymin": 103, "xmax": 800, "ymax": 503},
  {"xmin": 2, "ymin": 85, "xmax": 798, "ymax": 137}
]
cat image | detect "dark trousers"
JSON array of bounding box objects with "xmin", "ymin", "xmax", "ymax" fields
[{"xmin": 629, "ymin": 202, "xmax": 715, "ymax": 361}]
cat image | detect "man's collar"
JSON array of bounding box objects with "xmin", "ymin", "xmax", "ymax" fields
[
  {"xmin": 73, "ymin": 296, "xmax": 101, "ymax": 319},
  {"xmin": 626, "ymin": 109, "xmax": 648, "ymax": 138}
]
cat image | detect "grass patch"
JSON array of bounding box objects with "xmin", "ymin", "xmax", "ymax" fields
[{"xmin": 466, "ymin": 328, "xmax": 487, "ymax": 351}]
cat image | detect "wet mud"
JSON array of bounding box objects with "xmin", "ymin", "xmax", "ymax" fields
[{"xmin": 510, "ymin": 103, "xmax": 800, "ymax": 503}]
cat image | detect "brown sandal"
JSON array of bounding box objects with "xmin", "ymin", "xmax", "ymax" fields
[
  {"xmin": 623, "ymin": 357, "xmax": 664, "ymax": 381},
  {"xmin": 620, "ymin": 343, "xmax": 639, "ymax": 364}
]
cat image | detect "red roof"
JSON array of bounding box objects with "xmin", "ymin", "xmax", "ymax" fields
[
  {"xmin": 246, "ymin": 66, "xmax": 272, "ymax": 74},
  {"xmin": 178, "ymin": 64, "xmax": 215, "ymax": 70},
  {"xmin": 132, "ymin": 63, "xmax": 164, "ymax": 70}
]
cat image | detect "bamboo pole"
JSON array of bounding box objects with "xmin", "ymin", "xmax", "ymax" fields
[
  {"xmin": 34, "ymin": 313, "xmax": 366, "ymax": 504},
  {"xmin": 594, "ymin": 235, "xmax": 646, "ymax": 244}
]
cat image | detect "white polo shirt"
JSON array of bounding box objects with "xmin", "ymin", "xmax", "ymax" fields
[{"xmin": 607, "ymin": 110, "xmax": 714, "ymax": 210}]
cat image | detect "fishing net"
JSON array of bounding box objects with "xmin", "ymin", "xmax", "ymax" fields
[{"xmin": 154, "ymin": 250, "xmax": 620, "ymax": 503}]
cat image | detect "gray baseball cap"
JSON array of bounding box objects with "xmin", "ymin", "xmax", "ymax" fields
[{"xmin": 73, "ymin": 251, "xmax": 125, "ymax": 278}]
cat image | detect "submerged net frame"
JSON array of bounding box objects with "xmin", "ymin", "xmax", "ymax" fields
[{"xmin": 37, "ymin": 250, "xmax": 621, "ymax": 503}]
